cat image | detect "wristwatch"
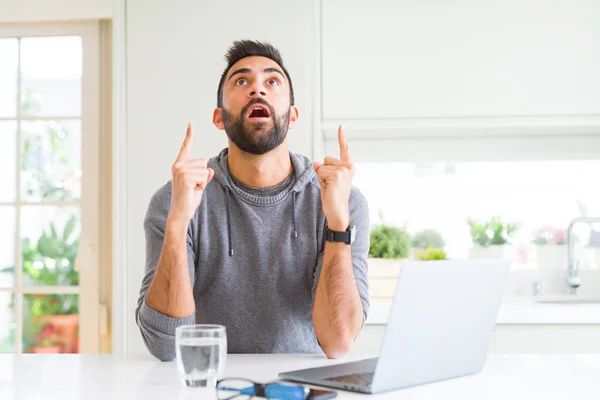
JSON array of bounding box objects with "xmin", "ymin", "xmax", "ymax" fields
[{"xmin": 325, "ymin": 225, "xmax": 356, "ymax": 245}]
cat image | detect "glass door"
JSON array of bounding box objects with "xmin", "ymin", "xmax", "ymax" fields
[{"xmin": 0, "ymin": 21, "xmax": 100, "ymax": 354}]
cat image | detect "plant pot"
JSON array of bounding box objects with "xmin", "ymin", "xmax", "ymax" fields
[
  {"xmin": 35, "ymin": 314, "xmax": 79, "ymax": 353},
  {"xmin": 535, "ymin": 245, "xmax": 568, "ymax": 270},
  {"xmin": 367, "ymin": 258, "xmax": 406, "ymax": 277},
  {"xmin": 367, "ymin": 258, "xmax": 406, "ymax": 299},
  {"xmin": 468, "ymin": 245, "xmax": 506, "ymax": 259},
  {"xmin": 31, "ymin": 346, "xmax": 62, "ymax": 354}
]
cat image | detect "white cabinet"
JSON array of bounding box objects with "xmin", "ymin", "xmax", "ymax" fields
[{"xmin": 322, "ymin": 0, "xmax": 600, "ymax": 121}]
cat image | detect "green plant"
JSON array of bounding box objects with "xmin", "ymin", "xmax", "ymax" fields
[
  {"xmin": 22, "ymin": 318, "xmax": 42, "ymax": 349},
  {"xmin": 16, "ymin": 215, "xmax": 80, "ymax": 351},
  {"xmin": 22, "ymin": 215, "xmax": 79, "ymax": 288},
  {"xmin": 411, "ymin": 229, "xmax": 445, "ymax": 249},
  {"xmin": 25, "ymin": 294, "xmax": 79, "ymax": 317},
  {"xmin": 414, "ymin": 247, "xmax": 447, "ymax": 261},
  {"xmin": 19, "ymin": 213, "xmax": 80, "ymax": 352},
  {"xmin": 369, "ymin": 225, "xmax": 411, "ymax": 259},
  {"xmin": 467, "ymin": 216, "xmax": 518, "ymax": 246}
]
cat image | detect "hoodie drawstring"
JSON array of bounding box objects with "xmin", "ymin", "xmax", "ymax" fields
[
  {"xmin": 226, "ymin": 186, "xmax": 234, "ymax": 256},
  {"xmin": 292, "ymin": 191, "xmax": 298, "ymax": 238}
]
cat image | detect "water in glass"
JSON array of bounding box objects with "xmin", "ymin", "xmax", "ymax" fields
[{"xmin": 175, "ymin": 325, "xmax": 227, "ymax": 387}]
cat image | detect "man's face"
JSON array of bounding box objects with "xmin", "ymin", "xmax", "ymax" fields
[{"xmin": 214, "ymin": 56, "xmax": 298, "ymax": 155}]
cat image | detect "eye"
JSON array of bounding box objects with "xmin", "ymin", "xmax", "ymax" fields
[
  {"xmin": 267, "ymin": 78, "xmax": 280, "ymax": 86},
  {"xmin": 236, "ymin": 78, "xmax": 248, "ymax": 85}
]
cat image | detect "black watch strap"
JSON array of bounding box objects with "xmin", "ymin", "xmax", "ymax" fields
[{"xmin": 325, "ymin": 226, "xmax": 355, "ymax": 244}]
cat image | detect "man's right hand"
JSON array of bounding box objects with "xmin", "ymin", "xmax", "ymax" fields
[{"xmin": 168, "ymin": 123, "xmax": 214, "ymax": 228}]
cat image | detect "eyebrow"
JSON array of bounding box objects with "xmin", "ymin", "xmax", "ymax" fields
[
  {"xmin": 227, "ymin": 67, "xmax": 285, "ymax": 82},
  {"xmin": 263, "ymin": 67, "xmax": 285, "ymax": 78}
]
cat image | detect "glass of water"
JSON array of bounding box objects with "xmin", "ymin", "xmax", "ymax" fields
[{"xmin": 175, "ymin": 324, "xmax": 227, "ymax": 388}]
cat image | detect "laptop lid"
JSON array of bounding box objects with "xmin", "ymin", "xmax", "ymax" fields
[{"xmin": 371, "ymin": 258, "xmax": 510, "ymax": 393}]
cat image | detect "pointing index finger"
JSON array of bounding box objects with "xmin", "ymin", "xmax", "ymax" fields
[
  {"xmin": 177, "ymin": 122, "xmax": 194, "ymax": 161},
  {"xmin": 338, "ymin": 124, "xmax": 351, "ymax": 163}
]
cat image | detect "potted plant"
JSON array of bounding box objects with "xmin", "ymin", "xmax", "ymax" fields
[
  {"xmin": 414, "ymin": 247, "xmax": 447, "ymax": 261},
  {"xmin": 467, "ymin": 216, "xmax": 518, "ymax": 259},
  {"xmin": 411, "ymin": 229, "xmax": 445, "ymax": 253},
  {"xmin": 367, "ymin": 224, "xmax": 411, "ymax": 298},
  {"xmin": 531, "ymin": 225, "xmax": 567, "ymax": 269},
  {"xmin": 27, "ymin": 295, "xmax": 79, "ymax": 353},
  {"xmin": 369, "ymin": 224, "xmax": 411, "ymax": 260},
  {"xmin": 30, "ymin": 323, "xmax": 62, "ymax": 354},
  {"xmin": 21, "ymin": 215, "xmax": 80, "ymax": 353}
]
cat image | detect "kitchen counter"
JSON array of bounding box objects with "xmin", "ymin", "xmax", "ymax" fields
[
  {"xmin": 2, "ymin": 353, "xmax": 600, "ymax": 399},
  {"xmin": 365, "ymin": 295, "xmax": 600, "ymax": 325}
]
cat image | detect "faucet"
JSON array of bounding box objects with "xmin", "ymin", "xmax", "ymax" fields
[{"xmin": 566, "ymin": 217, "xmax": 600, "ymax": 294}]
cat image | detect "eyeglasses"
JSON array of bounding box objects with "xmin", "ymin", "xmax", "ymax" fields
[{"xmin": 216, "ymin": 378, "xmax": 310, "ymax": 400}]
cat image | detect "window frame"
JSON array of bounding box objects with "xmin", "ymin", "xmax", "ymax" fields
[
  {"xmin": 322, "ymin": 116, "xmax": 600, "ymax": 162},
  {"xmin": 0, "ymin": 21, "xmax": 101, "ymax": 354},
  {"xmin": 328, "ymin": 116, "xmax": 600, "ymax": 297}
]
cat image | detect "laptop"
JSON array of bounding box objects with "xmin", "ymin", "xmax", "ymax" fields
[{"xmin": 279, "ymin": 258, "xmax": 510, "ymax": 394}]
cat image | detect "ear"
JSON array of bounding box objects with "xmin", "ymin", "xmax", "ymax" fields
[
  {"xmin": 213, "ymin": 108, "xmax": 225, "ymax": 130},
  {"xmin": 287, "ymin": 106, "xmax": 299, "ymax": 129}
]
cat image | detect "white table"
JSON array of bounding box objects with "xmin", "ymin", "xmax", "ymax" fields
[{"xmin": 1, "ymin": 353, "xmax": 599, "ymax": 399}]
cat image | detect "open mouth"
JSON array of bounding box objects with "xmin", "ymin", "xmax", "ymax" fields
[{"xmin": 247, "ymin": 104, "xmax": 271, "ymax": 119}]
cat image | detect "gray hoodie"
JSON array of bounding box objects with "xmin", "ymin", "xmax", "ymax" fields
[{"xmin": 135, "ymin": 148, "xmax": 370, "ymax": 361}]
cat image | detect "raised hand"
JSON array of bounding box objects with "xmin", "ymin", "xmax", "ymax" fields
[
  {"xmin": 313, "ymin": 124, "xmax": 355, "ymax": 231},
  {"xmin": 168, "ymin": 123, "xmax": 214, "ymax": 228}
]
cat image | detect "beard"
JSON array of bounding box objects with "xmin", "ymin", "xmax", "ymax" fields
[{"xmin": 222, "ymin": 98, "xmax": 291, "ymax": 155}]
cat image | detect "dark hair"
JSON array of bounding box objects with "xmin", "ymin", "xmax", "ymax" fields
[{"xmin": 216, "ymin": 40, "xmax": 295, "ymax": 107}]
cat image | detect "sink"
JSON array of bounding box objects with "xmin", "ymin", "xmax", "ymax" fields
[{"xmin": 532, "ymin": 294, "xmax": 600, "ymax": 304}]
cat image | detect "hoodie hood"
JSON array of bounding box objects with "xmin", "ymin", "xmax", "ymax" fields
[{"xmin": 208, "ymin": 148, "xmax": 317, "ymax": 255}]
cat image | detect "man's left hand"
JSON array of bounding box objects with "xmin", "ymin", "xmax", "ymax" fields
[{"xmin": 314, "ymin": 124, "xmax": 355, "ymax": 232}]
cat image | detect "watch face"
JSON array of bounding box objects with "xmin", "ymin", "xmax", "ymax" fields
[{"xmin": 349, "ymin": 226, "xmax": 356, "ymax": 244}]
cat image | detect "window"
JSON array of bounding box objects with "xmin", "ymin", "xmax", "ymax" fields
[
  {"xmin": 0, "ymin": 22, "xmax": 102, "ymax": 354},
  {"xmin": 354, "ymin": 159, "xmax": 600, "ymax": 269}
]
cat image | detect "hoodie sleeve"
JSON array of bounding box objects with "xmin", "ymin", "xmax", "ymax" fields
[
  {"xmin": 312, "ymin": 186, "xmax": 371, "ymax": 326},
  {"xmin": 135, "ymin": 183, "xmax": 197, "ymax": 362}
]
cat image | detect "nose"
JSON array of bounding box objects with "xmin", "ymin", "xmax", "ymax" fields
[{"xmin": 249, "ymin": 82, "xmax": 267, "ymax": 98}]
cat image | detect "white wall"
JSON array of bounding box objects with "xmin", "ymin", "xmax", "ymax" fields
[
  {"xmin": 125, "ymin": 0, "xmax": 318, "ymax": 355},
  {"xmin": 0, "ymin": 0, "xmax": 113, "ymax": 22}
]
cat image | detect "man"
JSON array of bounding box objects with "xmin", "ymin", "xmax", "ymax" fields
[{"xmin": 135, "ymin": 40, "xmax": 370, "ymax": 362}]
